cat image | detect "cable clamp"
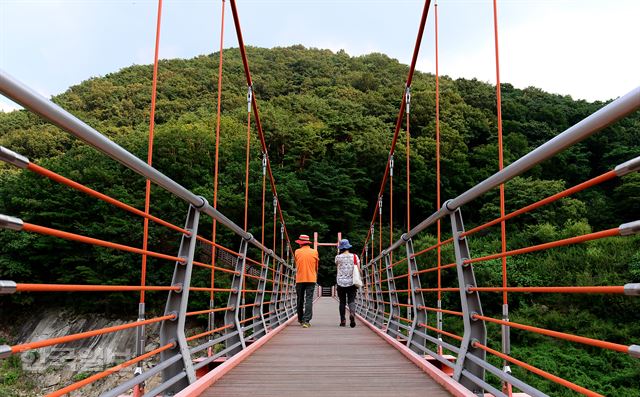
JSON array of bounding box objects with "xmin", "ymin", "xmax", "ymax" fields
[
  {"xmin": 247, "ymin": 86, "xmax": 253, "ymax": 113},
  {"xmin": 615, "ymin": 156, "xmax": 640, "ymax": 177},
  {"xmin": 195, "ymin": 196, "xmax": 209, "ymax": 210},
  {"xmin": 273, "ymin": 196, "xmax": 278, "ymax": 215},
  {"xmin": 624, "ymin": 283, "xmax": 640, "ymax": 296},
  {"xmin": 378, "ymin": 196, "xmax": 383, "ymax": 215},
  {"xmin": 262, "ymin": 153, "xmax": 267, "ymax": 176},
  {"xmin": 0, "ymin": 281, "xmax": 17, "ymax": 295},
  {"xmin": 389, "ymin": 154, "xmax": 394, "ymax": 177},
  {"xmin": 0, "ymin": 215, "xmax": 23, "ymax": 231},
  {"xmin": 405, "ymin": 86, "xmax": 411, "ymax": 114},
  {"xmin": 619, "ymin": 220, "xmax": 640, "ymax": 236},
  {"xmin": 174, "ymin": 283, "xmax": 183, "ymax": 293},
  {"xmin": 629, "ymin": 345, "xmax": 640, "ymax": 359},
  {"xmin": 443, "ymin": 199, "xmax": 456, "ymax": 213},
  {"xmin": 0, "ymin": 147, "xmax": 29, "ymax": 169},
  {"xmin": 503, "ymin": 365, "xmax": 512, "ymax": 374}
]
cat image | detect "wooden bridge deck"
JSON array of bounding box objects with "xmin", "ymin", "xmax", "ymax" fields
[{"xmin": 202, "ymin": 297, "xmax": 452, "ymax": 396}]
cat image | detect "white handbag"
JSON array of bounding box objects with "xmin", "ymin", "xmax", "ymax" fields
[{"xmin": 352, "ymin": 254, "xmax": 363, "ymax": 288}]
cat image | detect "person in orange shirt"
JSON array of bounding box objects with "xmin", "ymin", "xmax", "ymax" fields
[{"xmin": 294, "ymin": 234, "xmax": 319, "ymax": 328}]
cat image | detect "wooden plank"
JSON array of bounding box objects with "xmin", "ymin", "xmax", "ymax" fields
[{"xmin": 201, "ymin": 298, "xmax": 452, "ymax": 397}]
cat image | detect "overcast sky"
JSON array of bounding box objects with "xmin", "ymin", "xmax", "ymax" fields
[{"xmin": 1, "ymin": 0, "xmax": 638, "ymax": 112}]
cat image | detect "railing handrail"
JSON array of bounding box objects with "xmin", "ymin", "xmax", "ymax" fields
[
  {"xmin": 0, "ymin": 68, "xmax": 288, "ymax": 267},
  {"xmin": 369, "ymin": 85, "xmax": 640, "ymax": 266}
]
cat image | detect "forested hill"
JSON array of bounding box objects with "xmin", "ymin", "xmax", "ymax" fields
[{"xmin": 0, "ymin": 46, "xmax": 639, "ymax": 394}]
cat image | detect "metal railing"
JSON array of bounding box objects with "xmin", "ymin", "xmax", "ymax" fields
[
  {"xmin": 0, "ymin": 68, "xmax": 298, "ymax": 396},
  {"xmin": 355, "ymin": 86, "xmax": 640, "ymax": 396}
]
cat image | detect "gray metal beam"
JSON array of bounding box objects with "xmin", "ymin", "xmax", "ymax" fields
[
  {"xmin": 406, "ymin": 238, "xmax": 428, "ymax": 353},
  {"xmin": 224, "ymin": 237, "xmax": 249, "ymax": 355},
  {"xmin": 159, "ymin": 204, "xmax": 200, "ymax": 390},
  {"xmin": 100, "ymin": 354, "xmax": 181, "ymax": 397},
  {"xmin": 451, "ymin": 208, "xmax": 486, "ymax": 394},
  {"xmin": 383, "ymin": 254, "xmax": 400, "ymax": 336}
]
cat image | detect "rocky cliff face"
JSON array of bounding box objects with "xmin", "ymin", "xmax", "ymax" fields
[{"xmin": 3, "ymin": 308, "xmax": 168, "ymax": 396}]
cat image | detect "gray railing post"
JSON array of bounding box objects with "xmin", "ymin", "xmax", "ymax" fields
[
  {"xmin": 367, "ymin": 264, "xmax": 376, "ymax": 318},
  {"xmin": 364, "ymin": 265, "xmax": 376, "ymax": 321},
  {"xmin": 406, "ymin": 237, "xmax": 428, "ymax": 353},
  {"xmin": 450, "ymin": 207, "xmax": 486, "ymax": 394},
  {"xmin": 159, "ymin": 203, "xmax": 201, "ymax": 392},
  {"xmin": 371, "ymin": 259, "xmax": 386, "ymax": 328},
  {"xmin": 252, "ymin": 256, "xmax": 270, "ymax": 337},
  {"xmin": 285, "ymin": 266, "xmax": 296, "ymax": 318},
  {"xmin": 384, "ymin": 254, "xmax": 400, "ymax": 337},
  {"xmin": 269, "ymin": 260, "xmax": 283, "ymax": 327},
  {"xmin": 358, "ymin": 265, "xmax": 368, "ymax": 317},
  {"xmin": 224, "ymin": 236, "xmax": 250, "ymax": 356},
  {"xmin": 281, "ymin": 265, "xmax": 291, "ymax": 319}
]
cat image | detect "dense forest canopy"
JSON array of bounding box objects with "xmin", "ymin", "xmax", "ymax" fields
[{"xmin": 0, "ymin": 46, "xmax": 639, "ymax": 395}]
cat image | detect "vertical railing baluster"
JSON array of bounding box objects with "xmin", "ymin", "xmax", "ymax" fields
[
  {"xmin": 372, "ymin": 258, "xmax": 386, "ymax": 329},
  {"xmin": 269, "ymin": 260, "xmax": 283, "ymax": 327},
  {"xmin": 159, "ymin": 203, "xmax": 201, "ymax": 392},
  {"xmin": 450, "ymin": 206, "xmax": 486, "ymax": 394},
  {"xmin": 224, "ymin": 236, "xmax": 250, "ymax": 356},
  {"xmin": 252, "ymin": 256, "xmax": 270, "ymax": 337},
  {"xmin": 406, "ymin": 237, "xmax": 428, "ymax": 353},
  {"xmin": 384, "ymin": 254, "xmax": 400, "ymax": 337}
]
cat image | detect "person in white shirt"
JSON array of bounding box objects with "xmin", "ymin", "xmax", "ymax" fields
[{"xmin": 335, "ymin": 239, "xmax": 359, "ymax": 328}]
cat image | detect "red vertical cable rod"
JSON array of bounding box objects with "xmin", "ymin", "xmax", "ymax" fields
[
  {"xmin": 492, "ymin": 1, "xmax": 511, "ymax": 393},
  {"xmin": 388, "ymin": 162, "xmax": 394, "ymax": 266},
  {"xmin": 261, "ymin": 157, "xmax": 266, "ymax": 265},
  {"xmin": 434, "ymin": 1, "xmax": 443, "ymax": 356},
  {"xmin": 493, "ymin": 0, "xmax": 507, "ymax": 307},
  {"xmin": 435, "ymin": 1, "xmax": 441, "ymax": 302},
  {"xmin": 211, "ymin": 0, "xmax": 226, "ymax": 308},
  {"xmin": 360, "ymin": 0, "xmax": 432, "ymax": 259},
  {"xmin": 139, "ymin": 0, "xmax": 163, "ymax": 306},
  {"xmin": 406, "ymin": 91, "xmax": 411, "ymax": 233},
  {"xmin": 134, "ymin": 2, "xmax": 162, "ymax": 394},
  {"xmin": 379, "ymin": 200, "xmax": 383, "ymax": 257},
  {"xmin": 243, "ymin": 112, "xmax": 251, "ymax": 232},
  {"xmin": 273, "ymin": 198, "xmax": 277, "ymax": 254}
]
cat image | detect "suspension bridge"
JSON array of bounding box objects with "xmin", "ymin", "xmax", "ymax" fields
[{"xmin": 0, "ymin": 0, "xmax": 639, "ymax": 396}]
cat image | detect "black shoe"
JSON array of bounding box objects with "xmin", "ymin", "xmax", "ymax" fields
[
  {"xmin": 350, "ymin": 315, "xmax": 356, "ymax": 328},
  {"xmin": 339, "ymin": 321, "xmax": 346, "ymax": 327}
]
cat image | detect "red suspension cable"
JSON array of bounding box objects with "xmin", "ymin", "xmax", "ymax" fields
[
  {"xmin": 210, "ymin": 0, "xmax": 226, "ymax": 305},
  {"xmin": 435, "ymin": 1, "xmax": 443, "ymax": 356},
  {"xmin": 140, "ymin": 0, "xmax": 163, "ymax": 306}
]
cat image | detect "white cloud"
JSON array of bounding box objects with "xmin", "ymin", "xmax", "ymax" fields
[{"xmin": 415, "ymin": 1, "xmax": 640, "ymax": 101}]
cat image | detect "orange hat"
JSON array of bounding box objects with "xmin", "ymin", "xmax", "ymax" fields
[{"xmin": 295, "ymin": 234, "xmax": 311, "ymax": 245}]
